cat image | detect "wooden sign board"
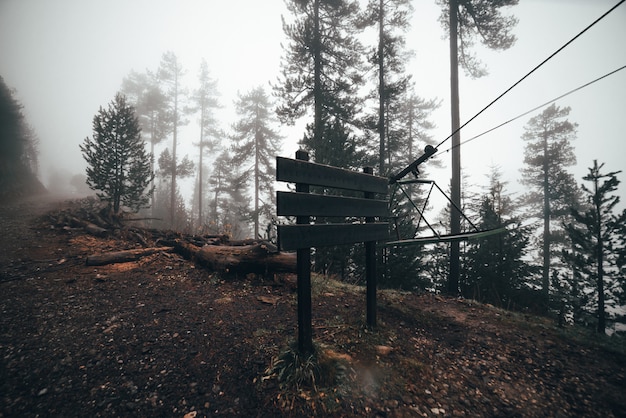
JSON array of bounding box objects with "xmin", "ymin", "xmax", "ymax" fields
[
  {"xmin": 275, "ymin": 152, "xmax": 389, "ymax": 353},
  {"xmin": 277, "ymin": 223, "xmax": 389, "ymax": 251}
]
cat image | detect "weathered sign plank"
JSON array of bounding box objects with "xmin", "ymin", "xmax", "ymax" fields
[
  {"xmin": 277, "ymin": 223, "xmax": 389, "ymax": 251},
  {"xmin": 276, "ymin": 191, "xmax": 388, "ymax": 218},
  {"xmin": 276, "ymin": 156, "xmax": 388, "ymax": 194}
]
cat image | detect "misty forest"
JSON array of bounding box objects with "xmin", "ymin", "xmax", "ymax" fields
[{"xmin": 1, "ymin": 1, "xmax": 626, "ymax": 417}]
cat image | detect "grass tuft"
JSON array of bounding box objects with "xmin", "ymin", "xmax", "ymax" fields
[{"xmin": 265, "ymin": 340, "xmax": 349, "ymax": 392}]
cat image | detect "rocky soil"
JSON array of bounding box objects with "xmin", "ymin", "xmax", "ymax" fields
[{"xmin": 1, "ymin": 196, "xmax": 625, "ymax": 417}]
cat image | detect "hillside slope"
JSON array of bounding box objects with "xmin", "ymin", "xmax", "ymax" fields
[{"xmin": 1, "ymin": 197, "xmax": 624, "ymax": 417}]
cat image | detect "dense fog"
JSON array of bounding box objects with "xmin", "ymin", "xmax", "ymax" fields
[{"xmin": 0, "ymin": 1, "xmax": 624, "ymax": 202}]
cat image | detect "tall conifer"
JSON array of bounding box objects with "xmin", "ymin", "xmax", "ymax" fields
[
  {"xmin": 520, "ymin": 104, "xmax": 579, "ymax": 310},
  {"xmin": 231, "ymin": 87, "xmax": 282, "ymax": 238},
  {"xmin": 564, "ymin": 161, "xmax": 625, "ymax": 334}
]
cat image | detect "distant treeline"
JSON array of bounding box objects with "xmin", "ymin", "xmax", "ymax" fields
[{"xmin": 0, "ymin": 76, "xmax": 45, "ymax": 200}]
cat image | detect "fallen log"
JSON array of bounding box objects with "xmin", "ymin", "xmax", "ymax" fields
[
  {"xmin": 67, "ymin": 215, "xmax": 108, "ymax": 237},
  {"xmin": 172, "ymin": 240, "xmax": 296, "ymax": 274},
  {"xmin": 86, "ymin": 246, "xmax": 174, "ymax": 266},
  {"xmin": 197, "ymin": 244, "xmax": 296, "ymax": 274}
]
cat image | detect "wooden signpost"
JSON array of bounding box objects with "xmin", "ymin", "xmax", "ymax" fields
[{"xmin": 276, "ymin": 151, "xmax": 389, "ymax": 354}]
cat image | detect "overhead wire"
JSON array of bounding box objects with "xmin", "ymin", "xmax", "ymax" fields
[
  {"xmin": 434, "ymin": 0, "xmax": 626, "ymax": 150},
  {"xmin": 388, "ymin": 0, "xmax": 626, "ymax": 243},
  {"xmin": 441, "ymin": 64, "xmax": 626, "ymax": 153}
]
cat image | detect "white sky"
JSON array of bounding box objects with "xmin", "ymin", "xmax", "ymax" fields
[{"xmin": 1, "ymin": 0, "xmax": 625, "ymax": 208}]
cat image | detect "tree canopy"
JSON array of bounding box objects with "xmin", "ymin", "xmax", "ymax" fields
[{"xmin": 437, "ymin": 0, "xmax": 518, "ymax": 78}]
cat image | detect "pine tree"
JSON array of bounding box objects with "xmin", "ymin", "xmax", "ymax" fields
[
  {"xmin": 275, "ymin": 0, "xmax": 364, "ymax": 167},
  {"xmin": 382, "ymin": 193, "xmax": 428, "ymax": 290},
  {"xmin": 615, "ymin": 213, "xmax": 626, "ymax": 329},
  {"xmin": 437, "ymin": 0, "xmax": 518, "ymax": 78},
  {"xmin": 207, "ymin": 150, "xmax": 230, "ymax": 228},
  {"xmin": 157, "ymin": 51, "xmax": 191, "ymax": 228},
  {"xmin": 120, "ymin": 69, "xmax": 168, "ymax": 152},
  {"xmin": 276, "ymin": 0, "xmax": 375, "ymax": 281},
  {"xmin": 80, "ymin": 93, "xmax": 154, "ymax": 213},
  {"xmin": 207, "ymin": 149, "xmax": 251, "ymax": 239},
  {"xmin": 151, "ymin": 148, "xmax": 194, "ymax": 230},
  {"xmin": 190, "ymin": 163, "xmax": 211, "ymax": 232},
  {"xmin": 301, "ymin": 118, "xmax": 369, "ymax": 279},
  {"xmin": 190, "ymin": 59, "xmax": 221, "ymax": 229},
  {"xmin": 437, "ymin": 0, "xmax": 518, "ymax": 295},
  {"xmin": 359, "ymin": 0, "xmax": 414, "ymax": 176},
  {"xmin": 520, "ymin": 104, "xmax": 579, "ymax": 310},
  {"xmin": 384, "ymin": 89, "xmax": 441, "ymax": 285},
  {"xmin": 120, "ymin": 69, "xmax": 168, "ymax": 212},
  {"xmin": 157, "ymin": 148, "xmax": 194, "ymax": 181},
  {"xmin": 563, "ymin": 160, "xmax": 626, "ymax": 334},
  {"xmin": 152, "ymin": 177, "xmax": 190, "ymax": 232},
  {"xmin": 463, "ymin": 167, "xmax": 538, "ymax": 308},
  {"xmin": 394, "ymin": 91, "xmax": 441, "ymax": 171},
  {"xmin": 231, "ymin": 87, "xmax": 282, "ymax": 238}
]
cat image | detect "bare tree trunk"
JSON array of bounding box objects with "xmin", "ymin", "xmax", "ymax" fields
[
  {"xmin": 150, "ymin": 131, "xmax": 156, "ymax": 222},
  {"xmin": 313, "ymin": 0, "xmax": 323, "ymax": 164},
  {"xmin": 542, "ymin": 132, "xmax": 550, "ymax": 311},
  {"xmin": 448, "ymin": 0, "xmax": 461, "ymax": 296},
  {"xmin": 198, "ymin": 100, "xmax": 205, "ymax": 230},
  {"xmin": 170, "ymin": 66, "xmax": 179, "ymax": 228},
  {"xmin": 254, "ymin": 104, "xmax": 260, "ymax": 239},
  {"xmin": 595, "ymin": 178, "xmax": 605, "ymax": 334},
  {"xmin": 378, "ymin": 0, "xmax": 385, "ymax": 176}
]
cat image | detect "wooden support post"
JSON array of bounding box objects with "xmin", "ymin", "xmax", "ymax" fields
[
  {"xmin": 364, "ymin": 167, "xmax": 377, "ymax": 328},
  {"xmin": 295, "ymin": 150, "xmax": 313, "ymax": 355}
]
